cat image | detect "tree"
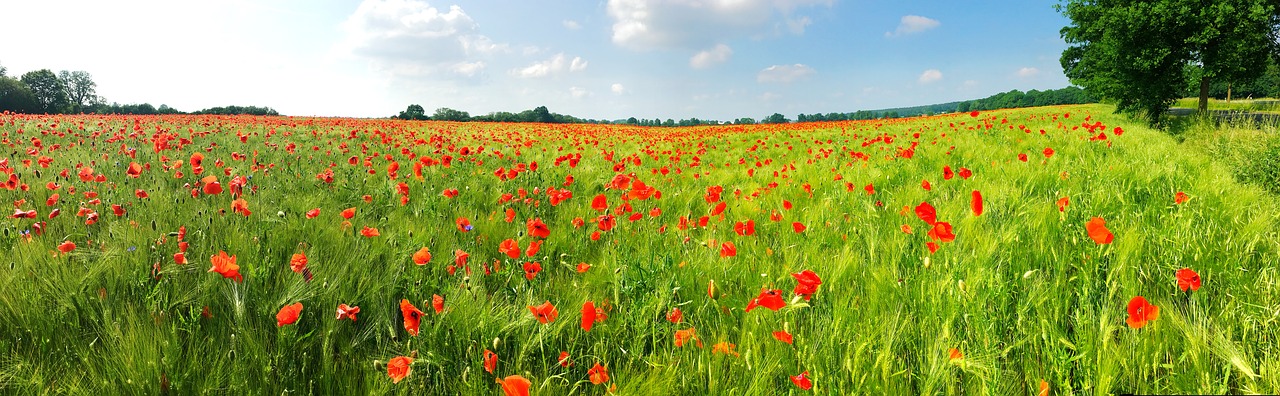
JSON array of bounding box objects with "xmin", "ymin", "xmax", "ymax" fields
[
  {"xmin": 0, "ymin": 62, "xmax": 6, "ymax": 77},
  {"xmin": 433, "ymin": 107, "xmax": 471, "ymax": 122},
  {"xmin": 531, "ymin": 106, "xmax": 554, "ymax": 123},
  {"xmin": 397, "ymin": 104, "xmax": 427, "ymax": 120},
  {"xmin": 20, "ymin": 69, "xmax": 70, "ymax": 114},
  {"xmin": 58, "ymin": 70, "xmax": 97, "ymax": 113},
  {"xmin": 1060, "ymin": 0, "xmax": 1278, "ymax": 124},
  {"xmin": 0, "ymin": 77, "xmax": 39, "ymax": 113},
  {"xmin": 763, "ymin": 113, "xmax": 789, "ymax": 124}
]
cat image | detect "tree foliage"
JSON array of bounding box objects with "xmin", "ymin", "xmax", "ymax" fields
[
  {"xmin": 20, "ymin": 69, "xmax": 69, "ymax": 114},
  {"xmin": 0, "ymin": 77, "xmax": 39, "ymax": 113},
  {"xmin": 1060, "ymin": 0, "xmax": 1279, "ymax": 124},
  {"xmin": 58, "ymin": 70, "xmax": 98, "ymax": 113}
]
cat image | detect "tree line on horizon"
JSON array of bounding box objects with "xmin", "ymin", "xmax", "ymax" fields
[
  {"xmin": 0, "ymin": 63, "xmax": 278, "ymax": 116},
  {"xmin": 395, "ymin": 86, "xmax": 1096, "ymax": 126}
]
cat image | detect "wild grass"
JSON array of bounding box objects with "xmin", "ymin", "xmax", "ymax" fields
[{"xmin": 0, "ymin": 104, "xmax": 1277, "ymax": 395}]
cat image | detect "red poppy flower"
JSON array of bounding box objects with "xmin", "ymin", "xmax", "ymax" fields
[
  {"xmin": 783, "ymin": 200, "xmax": 793, "ymax": 210},
  {"xmin": 484, "ymin": 349, "xmax": 498, "ymax": 374},
  {"xmin": 922, "ymin": 179, "xmax": 932, "ymax": 191},
  {"xmin": 497, "ymin": 375, "xmax": 531, "ymax": 396},
  {"xmin": 455, "ymin": 217, "xmax": 472, "ymax": 232},
  {"xmin": 720, "ymin": 241, "xmax": 737, "ymax": 257},
  {"xmin": 914, "ymin": 202, "xmax": 937, "ymax": 225},
  {"xmin": 773, "ymin": 330, "xmax": 794, "ymax": 344},
  {"xmin": 745, "ymin": 289, "xmax": 786, "ymax": 312},
  {"xmin": 231, "ymin": 198, "xmax": 250, "ymax": 216},
  {"xmin": 667, "ymin": 308, "xmax": 683, "ymax": 323},
  {"xmin": 943, "ymin": 165, "xmax": 954, "ymax": 180},
  {"xmin": 927, "ymin": 222, "xmax": 955, "ymax": 243},
  {"xmin": 290, "ymin": 252, "xmax": 307, "ymax": 273},
  {"xmin": 505, "ymin": 207, "xmax": 516, "ymax": 223},
  {"xmin": 734, "ymin": 220, "xmax": 756, "ymax": 236},
  {"xmin": 1085, "ymin": 217, "xmax": 1113, "ymax": 245},
  {"xmin": 674, "ymin": 328, "xmax": 701, "ymax": 348},
  {"xmin": 400, "ymin": 299, "xmax": 424, "ymax": 336},
  {"xmin": 173, "ymin": 252, "xmax": 188, "ymax": 265},
  {"xmin": 57, "ymin": 240, "xmax": 76, "ymax": 254},
  {"xmin": 949, "ymin": 347, "xmax": 964, "ymax": 361},
  {"xmin": 528, "ymin": 301, "xmax": 558, "ymax": 324},
  {"xmin": 1057, "ymin": 196, "xmax": 1069, "ymax": 212},
  {"xmin": 588, "ymin": 362, "xmax": 610, "ymax": 384},
  {"xmin": 926, "ymin": 241, "xmax": 940, "ymax": 254},
  {"xmin": 523, "ymin": 262, "xmax": 542, "ymax": 280},
  {"xmin": 1174, "ymin": 191, "xmax": 1189, "ymax": 205},
  {"xmin": 864, "ymin": 183, "xmax": 875, "ymax": 195},
  {"xmin": 1176, "ymin": 268, "xmax": 1201, "ymax": 292},
  {"xmin": 276, "ymin": 302, "xmax": 303, "ymax": 327},
  {"xmin": 1018, "ymin": 153, "xmax": 1029, "ymax": 162},
  {"xmin": 1126, "ymin": 296, "xmax": 1159, "ymax": 329},
  {"xmin": 557, "ymin": 351, "xmax": 572, "ymax": 367},
  {"xmin": 591, "ymin": 194, "xmax": 608, "ymax": 212},
  {"xmin": 209, "ymin": 251, "xmax": 243, "ymax": 283},
  {"xmin": 792, "ymin": 270, "xmax": 822, "ymax": 300},
  {"xmin": 971, "ymin": 190, "xmax": 983, "ymax": 216},
  {"xmin": 712, "ymin": 341, "xmax": 739, "ymax": 357},
  {"xmin": 527, "ymin": 218, "xmax": 550, "ymax": 238},
  {"xmin": 336, "ymin": 303, "xmax": 360, "ymax": 321},
  {"xmin": 581, "ymin": 300, "xmax": 607, "ymax": 332},
  {"xmin": 432, "ymin": 294, "xmax": 444, "ymax": 314},
  {"xmin": 576, "ymin": 262, "xmax": 591, "ymax": 273},
  {"xmin": 525, "ymin": 240, "xmax": 542, "ymax": 257},
  {"xmin": 305, "ymin": 208, "xmax": 320, "ymax": 219},
  {"xmin": 958, "ymin": 167, "xmax": 973, "ymax": 179},
  {"xmin": 454, "ymin": 249, "xmax": 470, "ymax": 267},
  {"xmin": 1043, "ymin": 147, "xmax": 1055, "ymax": 158},
  {"xmin": 412, "ymin": 247, "xmax": 432, "ymax": 265},
  {"xmin": 790, "ymin": 371, "xmax": 812, "ymax": 390},
  {"xmin": 387, "ymin": 356, "xmax": 412, "ymax": 384},
  {"xmin": 341, "ymin": 207, "xmax": 356, "ymax": 219},
  {"xmin": 203, "ymin": 180, "xmax": 223, "ymax": 195},
  {"xmin": 499, "ymin": 238, "xmax": 521, "ymax": 259},
  {"xmin": 792, "ymin": 222, "xmax": 806, "ymax": 233},
  {"xmin": 360, "ymin": 226, "xmax": 380, "ymax": 237},
  {"xmin": 135, "ymin": 189, "xmax": 149, "ymax": 199}
]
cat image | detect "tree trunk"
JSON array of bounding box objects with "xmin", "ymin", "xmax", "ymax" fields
[
  {"xmin": 1198, "ymin": 76, "xmax": 1210, "ymax": 113},
  {"xmin": 1227, "ymin": 83, "xmax": 1232, "ymax": 103}
]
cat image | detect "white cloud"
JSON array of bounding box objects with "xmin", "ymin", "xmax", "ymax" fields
[
  {"xmin": 1017, "ymin": 67, "xmax": 1040, "ymax": 78},
  {"xmin": 451, "ymin": 61, "xmax": 485, "ymax": 77},
  {"xmin": 918, "ymin": 69, "xmax": 942, "ymax": 84},
  {"xmin": 563, "ymin": 19, "xmax": 582, "ymax": 30},
  {"xmin": 757, "ymin": 64, "xmax": 815, "ymax": 83},
  {"xmin": 607, "ymin": 0, "xmax": 832, "ymax": 50},
  {"xmin": 611, "ymin": 83, "xmax": 626, "ymax": 95},
  {"xmin": 885, "ymin": 15, "xmax": 940, "ymax": 38},
  {"xmin": 512, "ymin": 53, "xmax": 588, "ymax": 78},
  {"xmin": 785, "ymin": 16, "xmax": 812, "ymax": 34},
  {"xmin": 690, "ymin": 44, "xmax": 733, "ymax": 69},
  {"xmin": 339, "ymin": 0, "xmax": 500, "ymax": 78},
  {"xmin": 570, "ymin": 57, "xmax": 589, "ymax": 72},
  {"xmin": 570, "ymin": 86, "xmax": 590, "ymax": 98}
]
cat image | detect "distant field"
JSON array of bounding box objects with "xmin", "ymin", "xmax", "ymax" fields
[
  {"xmin": 1, "ymin": 104, "xmax": 1277, "ymax": 394},
  {"xmin": 1173, "ymin": 97, "xmax": 1280, "ymax": 113}
]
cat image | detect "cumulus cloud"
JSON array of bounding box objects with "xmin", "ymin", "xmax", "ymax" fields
[
  {"xmin": 607, "ymin": 0, "xmax": 832, "ymax": 50},
  {"xmin": 611, "ymin": 83, "xmax": 626, "ymax": 95},
  {"xmin": 1017, "ymin": 67, "xmax": 1040, "ymax": 78},
  {"xmin": 512, "ymin": 53, "xmax": 588, "ymax": 78},
  {"xmin": 918, "ymin": 69, "xmax": 942, "ymax": 84},
  {"xmin": 757, "ymin": 64, "xmax": 815, "ymax": 83},
  {"xmin": 885, "ymin": 15, "xmax": 940, "ymax": 38},
  {"xmin": 690, "ymin": 44, "xmax": 733, "ymax": 69},
  {"xmin": 339, "ymin": 0, "xmax": 501, "ymax": 78},
  {"xmin": 563, "ymin": 19, "xmax": 582, "ymax": 30}
]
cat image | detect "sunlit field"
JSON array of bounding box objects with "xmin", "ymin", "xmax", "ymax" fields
[{"xmin": 1, "ymin": 104, "xmax": 1277, "ymax": 395}]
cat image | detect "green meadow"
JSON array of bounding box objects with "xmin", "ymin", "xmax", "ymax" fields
[{"xmin": 1, "ymin": 103, "xmax": 1277, "ymax": 395}]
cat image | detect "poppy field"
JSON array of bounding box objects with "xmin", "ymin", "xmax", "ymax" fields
[{"xmin": 1, "ymin": 104, "xmax": 1279, "ymax": 394}]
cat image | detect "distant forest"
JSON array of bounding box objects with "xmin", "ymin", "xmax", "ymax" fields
[
  {"xmin": 0, "ymin": 63, "xmax": 278, "ymax": 116},
  {"xmin": 396, "ymin": 86, "xmax": 1096, "ymax": 126}
]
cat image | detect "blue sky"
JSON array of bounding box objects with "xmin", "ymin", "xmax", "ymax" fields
[{"xmin": 0, "ymin": 0, "xmax": 1072, "ymax": 120}]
